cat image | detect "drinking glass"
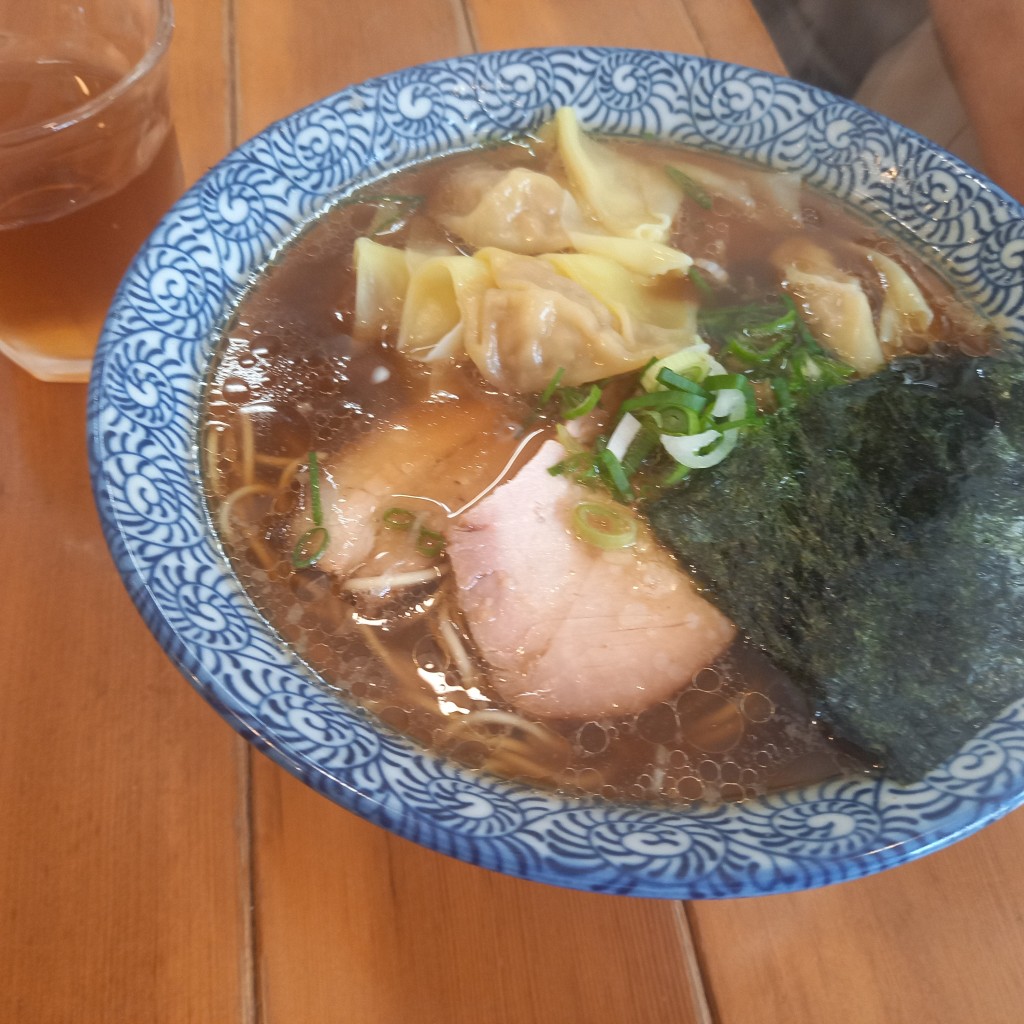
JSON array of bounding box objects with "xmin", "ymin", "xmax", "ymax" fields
[{"xmin": 0, "ymin": 0, "xmax": 183, "ymax": 382}]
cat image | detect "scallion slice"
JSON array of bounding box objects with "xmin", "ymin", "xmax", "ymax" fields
[
  {"xmin": 687, "ymin": 265, "xmax": 715, "ymax": 299},
  {"xmin": 292, "ymin": 526, "xmax": 330, "ymax": 569},
  {"xmin": 770, "ymin": 375, "xmax": 794, "ymax": 409},
  {"xmin": 724, "ymin": 334, "xmax": 790, "ymax": 365},
  {"xmin": 661, "ymin": 427, "xmax": 737, "ymax": 469},
  {"xmin": 620, "ymin": 389, "xmax": 709, "ymax": 415},
  {"xmin": 572, "ymin": 501, "xmax": 638, "ymax": 550},
  {"xmin": 621, "ymin": 426, "xmax": 661, "ymax": 476},
  {"xmin": 654, "ymin": 407, "xmax": 702, "ymax": 437},
  {"xmin": 562, "ymin": 382, "xmax": 603, "ymax": 419},
  {"xmin": 606, "ymin": 412, "xmax": 643, "ymax": 462},
  {"xmin": 416, "ymin": 528, "xmax": 445, "ymax": 559},
  {"xmin": 665, "ymin": 165, "xmax": 713, "ymax": 210},
  {"xmin": 655, "ymin": 366, "xmax": 708, "ymax": 396},
  {"xmin": 308, "ymin": 450, "xmax": 324, "ymax": 527},
  {"xmin": 382, "ymin": 507, "xmax": 416, "ymax": 531},
  {"xmin": 597, "ymin": 447, "xmax": 634, "ymax": 501},
  {"xmin": 537, "ymin": 366, "xmax": 566, "ymax": 406},
  {"xmin": 291, "ymin": 452, "xmax": 331, "ymax": 569}
]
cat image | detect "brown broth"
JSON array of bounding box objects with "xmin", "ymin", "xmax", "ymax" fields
[{"xmin": 202, "ymin": 133, "xmax": 987, "ymax": 806}]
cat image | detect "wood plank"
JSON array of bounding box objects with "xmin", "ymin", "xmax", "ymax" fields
[
  {"xmin": 0, "ymin": 4, "xmax": 248, "ymax": 1022},
  {"xmin": 0, "ymin": 382, "xmax": 249, "ymax": 1022},
  {"xmin": 683, "ymin": 0, "xmax": 786, "ymax": 73},
  {"xmin": 467, "ymin": 0, "xmax": 705, "ymax": 52},
  {"xmin": 690, "ymin": 808, "xmax": 1024, "ymax": 1024},
  {"xmin": 233, "ymin": 0, "xmax": 472, "ymax": 139},
  {"xmin": 466, "ymin": 0, "xmax": 783, "ymax": 62},
  {"xmin": 251, "ymin": 757, "xmax": 704, "ymax": 1024},
  {"xmin": 169, "ymin": 0, "xmax": 235, "ymax": 180}
]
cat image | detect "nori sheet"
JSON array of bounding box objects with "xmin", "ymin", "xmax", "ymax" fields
[{"xmin": 646, "ymin": 354, "xmax": 1024, "ymax": 782}]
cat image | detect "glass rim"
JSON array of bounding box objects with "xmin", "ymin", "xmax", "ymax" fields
[{"xmin": 0, "ymin": 0, "xmax": 175, "ymax": 147}]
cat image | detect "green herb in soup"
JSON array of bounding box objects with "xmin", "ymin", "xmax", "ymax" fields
[{"xmin": 203, "ymin": 107, "xmax": 1003, "ymax": 805}]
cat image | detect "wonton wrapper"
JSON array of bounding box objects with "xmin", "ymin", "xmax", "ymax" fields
[
  {"xmin": 396, "ymin": 253, "xmax": 493, "ymax": 362},
  {"xmin": 353, "ymin": 237, "xmax": 413, "ymax": 341},
  {"xmin": 774, "ymin": 238, "xmax": 885, "ymax": 374},
  {"xmin": 670, "ymin": 160, "xmax": 804, "ymax": 223},
  {"xmin": 384, "ymin": 244, "xmax": 696, "ymax": 392},
  {"xmin": 466, "ymin": 248, "xmax": 694, "ymax": 392},
  {"xmin": 437, "ymin": 166, "xmax": 577, "ymax": 254},
  {"xmin": 567, "ymin": 232, "xmax": 692, "ymax": 278},
  {"xmin": 864, "ymin": 248, "xmax": 934, "ymax": 347},
  {"xmin": 543, "ymin": 251, "xmax": 695, "ymax": 333},
  {"xmin": 554, "ymin": 107, "xmax": 681, "ymax": 243}
]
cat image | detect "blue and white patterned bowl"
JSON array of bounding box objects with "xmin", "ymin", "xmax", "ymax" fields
[{"xmin": 88, "ymin": 47, "xmax": 1024, "ymax": 898}]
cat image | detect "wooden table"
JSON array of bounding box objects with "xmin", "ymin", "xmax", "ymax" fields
[{"xmin": 3, "ymin": 2, "xmax": 1024, "ymax": 1022}]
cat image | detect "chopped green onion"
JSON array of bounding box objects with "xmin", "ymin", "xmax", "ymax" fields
[
  {"xmin": 620, "ymin": 427, "xmax": 661, "ymax": 476},
  {"xmin": 620, "ymin": 389, "xmax": 709, "ymax": 415},
  {"xmin": 704, "ymin": 372, "xmax": 757, "ymax": 404},
  {"xmin": 382, "ymin": 507, "xmax": 416, "ymax": 531},
  {"xmin": 661, "ymin": 427, "xmax": 737, "ymax": 469},
  {"xmin": 561, "ymin": 383, "xmax": 603, "ymax": 419},
  {"xmin": 292, "ymin": 526, "xmax": 330, "ymax": 569},
  {"xmin": 743, "ymin": 308, "xmax": 797, "ymax": 338},
  {"xmin": 641, "ymin": 347, "xmax": 719, "ymax": 393},
  {"xmin": 655, "ymin": 366, "xmax": 708, "ymax": 396},
  {"xmin": 416, "ymin": 528, "xmax": 445, "ymax": 559},
  {"xmin": 597, "ymin": 447, "xmax": 634, "ymax": 501},
  {"xmin": 572, "ymin": 501, "xmax": 638, "ymax": 550},
  {"xmin": 537, "ymin": 366, "xmax": 566, "ymax": 406},
  {"xmin": 308, "ymin": 451, "xmax": 324, "ymax": 527},
  {"xmin": 770, "ymin": 375, "xmax": 793, "ymax": 409},
  {"xmin": 665, "ymin": 165, "xmax": 713, "ymax": 210},
  {"xmin": 548, "ymin": 449, "xmax": 601, "ymax": 486},
  {"xmin": 716, "ymin": 415, "xmax": 763, "ymax": 432},
  {"xmin": 687, "ymin": 265, "xmax": 715, "ymax": 299},
  {"xmin": 540, "ymin": 290, "xmax": 855, "ymax": 502},
  {"xmin": 704, "ymin": 372, "xmax": 749, "ymax": 392},
  {"xmin": 724, "ymin": 334, "xmax": 790, "ymax": 365},
  {"xmin": 292, "ymin": 452, "xmax": 330, "ymax": 569},
  {"xmin": 662, "ymin": 461, "xmax": 691, "ymax": 487},
  {"xmin": 647, "ymin": 406, "xmax": 703, "ymax": 436},
  {"xmin": 381, "ymin": 507, "xmax": 445, "ymax": 558}
]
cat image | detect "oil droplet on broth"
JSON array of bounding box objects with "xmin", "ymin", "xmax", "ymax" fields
[
  {"xmin": 676, "ymin": 688, "xmax": 746, "ymax": 753},
  {"xmin": 740, "ymin": 690, "xmax": 775, "ymax": 724}
]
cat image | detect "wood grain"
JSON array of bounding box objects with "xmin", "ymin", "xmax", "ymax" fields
[
  {"xmin": 233, "ymin": 0, "xmax": 472, "ymax": 140},
  {"xmin": 251, "ymin": 756, "xmax": 705, "ymax": 1024},
  {"xmin": 169, "ymin": 0, "xmax": 235, "ymax": 180},
  {"xmin": 0, "ymin": 376, "xmax": 248, "ymax": 1023},
  {"xmin": 466, "ymin": 0, "xmax": 704, "ymax": 52},
  {"xmin": 691, "ymin": 807, "xmax": 1024, "ymax": 1024},
  {"xmin": 0, "ymin": 4, "xmax": 248, "ymax": 1022},
  {"xmin": 683, "ymin": 0, "xmax": 786, "ymax": 73}
]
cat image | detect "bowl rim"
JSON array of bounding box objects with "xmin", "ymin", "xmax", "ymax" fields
[{"xmin": 88, "ymin": 45, "xmax": 1024, "ymax": 898}]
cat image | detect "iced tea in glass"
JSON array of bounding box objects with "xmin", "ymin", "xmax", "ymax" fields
[{"xmin": 0, "ymin": 0, "xmax": 182, "ymax": 382}]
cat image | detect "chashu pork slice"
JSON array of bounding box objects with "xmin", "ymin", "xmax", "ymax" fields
[
  {"xmin": 309, "ymin": 393, "xmax": 540, "ymax": 583},
  {"xmin": 447, "ymin": 440, "xmax": 736, "ymax": 719}
]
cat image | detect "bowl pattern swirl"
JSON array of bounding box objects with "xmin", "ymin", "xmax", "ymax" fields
[{"xmin": 89, "ymin": 47, "xmax": 1024, "ymax": 898}]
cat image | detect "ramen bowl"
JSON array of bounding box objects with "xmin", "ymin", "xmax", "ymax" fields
[{"xmin": 88, "ymin": 47, "xmax": 1024, "ymax": 898}]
